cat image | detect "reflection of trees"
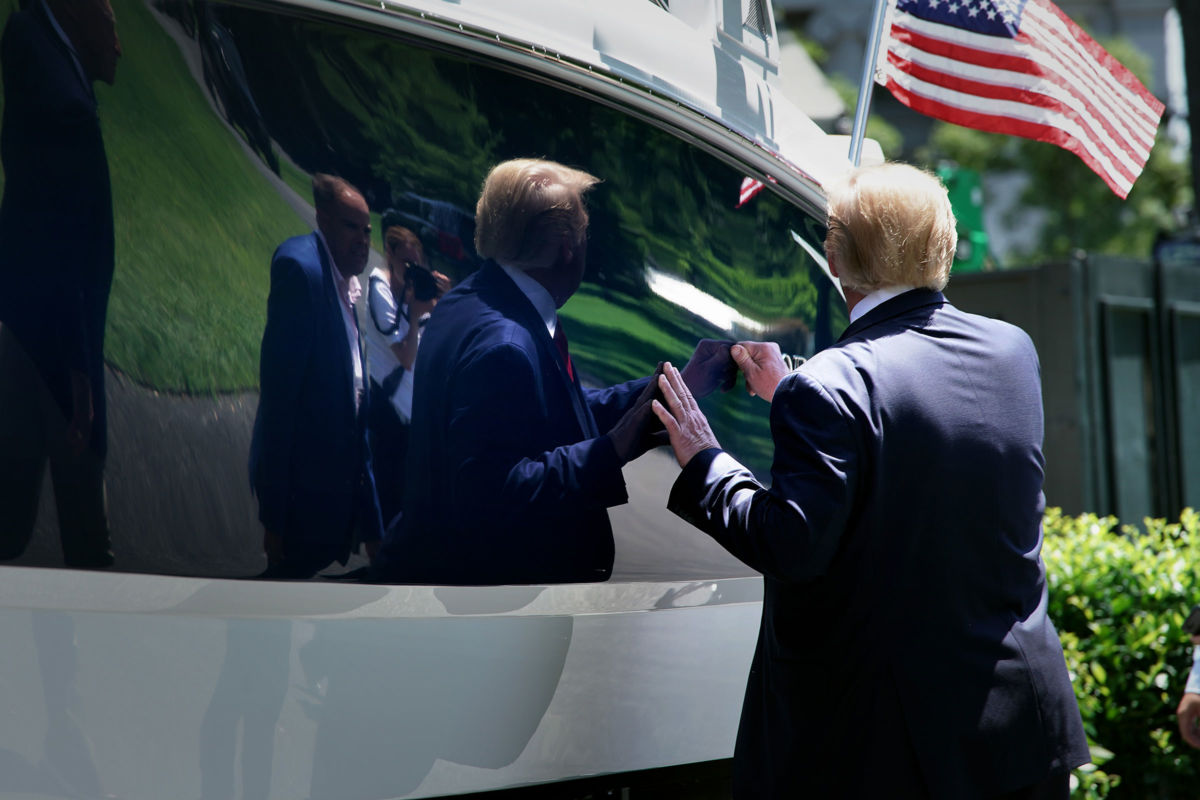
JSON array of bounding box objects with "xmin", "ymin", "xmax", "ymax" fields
[
  {"xmin": 218, "ymin": 9, "xmax": 498, "ymax": 210},
  {"xmin": 213, "ymin": 7, "xmax": 838, "ymax": 474},
  {"xmin": 220, "ymin": 10, "xmax": 823, "ymax": 321}
]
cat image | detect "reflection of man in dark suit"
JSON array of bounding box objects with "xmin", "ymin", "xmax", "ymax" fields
[
  {"xmin": 0, "ymin": 0, "xmax": 121, "ymax": 568},
  {"xmin": 249, "ymin": 174, "xmax": 383, "ymax": 579},
  {"xmin": 379, "ymin": 158, "xmax": 724, "ymax": 585},
  {"xmin": 653, "ymin": 164, "xmax": 1089, "ymax": 798}
]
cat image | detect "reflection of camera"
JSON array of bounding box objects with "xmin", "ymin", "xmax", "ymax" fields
[{"xmin": 404, "ymin": 261, "xmax": 440, "ymax": 302}]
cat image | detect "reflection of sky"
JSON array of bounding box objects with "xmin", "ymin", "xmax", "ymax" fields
[{"xmin": 645, "ymin": 267, "xmax": 766, "ymax": 336}]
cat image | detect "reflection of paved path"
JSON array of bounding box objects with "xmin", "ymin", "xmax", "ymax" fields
[
  {"xmin": 615, "ymin": 449, "xmax": 756, "ymax": 581},
  {"xmin": 15, "ymin": 366, "xmax": 265, "ymax": 576}
]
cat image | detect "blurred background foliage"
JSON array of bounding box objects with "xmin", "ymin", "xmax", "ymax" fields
[{"xmin": 1044, "ymin": 508, "xmax": 1200, "ymax": 798}]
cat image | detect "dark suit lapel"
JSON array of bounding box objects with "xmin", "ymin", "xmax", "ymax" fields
[
  {"xmin": 315, "ymin": 233, "xmax": 358, "ymax": 412},
  {"xmin": 838, "ymin": 288, "xmax": 945, "ymax": 343},
  {"xmin": 480, "ymin": 262, "xmax": 594, "ymax": 438},
  {"xmin": 31, "ymin": 1, "xmax": 96, "ymax": 106}
]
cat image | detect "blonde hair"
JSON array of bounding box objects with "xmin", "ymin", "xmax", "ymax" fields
[
  {"xmin": 824, "ymin": 163, "xmax": 957, "ymax": 293},
  {"xmin": 474, "ymin": 159, "xmax": 599, "ymax": 271}
]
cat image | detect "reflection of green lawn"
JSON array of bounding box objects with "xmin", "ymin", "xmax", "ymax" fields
[
  {"xmin": 277, "ymin": 157, "xmax": 312, "ymax": 206},
  {"xmin": 96, "ymin": 0, "xmax": 302, "ymax": 393},
  {"xmin": 563, "ymin": 283, "xmax": 775, "ymax": 479}
]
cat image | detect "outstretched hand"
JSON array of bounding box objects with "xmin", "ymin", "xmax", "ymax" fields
[
  {"xmin": 607, "ymin": 363, "xmax": 667, "ymax": 464},
  {"xmin": 1179, "ymin": 692, "xmax": 1200, "ymax": 749},
  {"xmin": 731, "ymin": 341, "xmax": 789, "ymax": 403},
  {"xmin": 680, "ymin": 339, "xmax": 737, "ymax": 399},
  {"xmin": 651, "ymin": 361, "xmax": 720, "ymax": 468}
]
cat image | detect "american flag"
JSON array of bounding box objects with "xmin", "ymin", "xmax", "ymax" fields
[
  {"xmin": 737, "ymin": 177, "xmax": 765, "ymax": 208},
  {"xmin": 876, "ymin": 0, "xmax": 1164, "ymax": 198}
]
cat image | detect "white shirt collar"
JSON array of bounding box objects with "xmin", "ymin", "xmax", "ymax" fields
[
  {"xmin": 315, "ymin": 230, "xmax": 360, "ymax": 301},
  {"xmin": 849, "ymin": 284, "xmax": 917, "ymax": 324},
  {"xmin": 499, "ymin": 263, "xmax": 558, "ymax": 338}
]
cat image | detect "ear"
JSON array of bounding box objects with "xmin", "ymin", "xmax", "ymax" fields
[
  {"xmin": 558, "ymin": 239, "xmax": 575, "ymax": 267},
  {"xmin": 827, "ymin": 251, "xmax": 840, "ymax": 279}
]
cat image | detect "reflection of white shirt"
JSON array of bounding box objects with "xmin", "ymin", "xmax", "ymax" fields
[
  {"xmin": 1187, "ymin": 646, "xmax": 1200, "ymax": 695},
  {"xmin": 363, "ymin": 266, "xmax": 421, "ymax": 422},
  {"xmin": 849, "ymin": 284, "xmax": 917, "ymax": 324},
  {"xmin": 316, "ymin": 230, "xmax": 363, "ymax": 409},
  {"xmin": 500, "ymin": 263, "xmax": 557, "ymax": 339}
]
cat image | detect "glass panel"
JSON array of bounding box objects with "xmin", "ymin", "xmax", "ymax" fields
[
  {"xmin": 1172, "ymin": 307, "xmax": 1200, "ymax": 510},
  {"xmin": 0, "ymin": 0, "xmax": 837, "ymax": 582},
  {"xmin": 1101, "ymin": 303, "xmax": 1157, "ymax": 523}
]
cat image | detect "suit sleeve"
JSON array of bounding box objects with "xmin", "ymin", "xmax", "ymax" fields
[
  {"xmin": 667, "ymin": 370, "xmax": 859, "ymax": 583},
  {"xmin": 584, "ymin": 376, "xmax": 652, "ymax": 434},
  {"xmin": 253, "ymin": 254, "xmax": 315, "ymax": 532},
  {"xmin": 447, "ymin": 342, "xmax": 629, "ymax": 526}
]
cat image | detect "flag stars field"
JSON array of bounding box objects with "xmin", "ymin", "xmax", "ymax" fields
[{"xmin": 878, "ymin": 0, "xmax": 1164, "ymax": 198}]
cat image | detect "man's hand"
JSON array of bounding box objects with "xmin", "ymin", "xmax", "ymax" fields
[
  {"xmin": 606, "ymin": 364, "xmax": 666, "ymax": 464},
  {"xmin": 651, "ymin": 361, "xmax": 719, "ymax": 468},
  {"xmin": 680, "ymin": 339, "xmax": 737, "ymax": 400},
  {"xmin": 1178, "ymin": 693, "xmax": 1200, "ymax": 749},
  {"xmin": 433, "ymin": 270, "xmax": 451, "ymax": 297},
  {"xmin": 65, "ymin": 369, "xmax": 93, "ymax": 456},
  {"xmin": 731, "ymin": 341, "xmax": 789, "ymax": 403}
]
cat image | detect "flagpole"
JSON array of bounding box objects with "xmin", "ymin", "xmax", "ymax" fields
[{"xmin": 848, "ymin": 0, "xmax": 890, "ymax": 166}]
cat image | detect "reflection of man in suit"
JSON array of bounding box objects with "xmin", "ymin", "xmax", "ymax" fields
[
  {"xmin": 249, "ymin": 174, "xmax": 383, "ymax": 579},
  {"xmin": 0, "ymin": 0, "xmax": 121, "ymax": 568},
  {"xmin": 653, "ymin": 164, "xmax": 1089, "ymax": 798},
  {"xmin": 380, "ymin": 158, "xmax": 708, "ymax": 585}
]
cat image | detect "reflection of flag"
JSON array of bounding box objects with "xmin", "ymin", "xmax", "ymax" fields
[
  {"xmin": 737, "ymin": 177, "xmax": 765, "ymax": 208},
  {"xmin": 877, "ymin": 0, "xmax": 1164, "ymax": 198}
]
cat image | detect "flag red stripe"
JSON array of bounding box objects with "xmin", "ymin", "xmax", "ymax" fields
[
  {"xmin": 1027, "ymin": 0, "xmax": 1162, "ymax": 124},
  {"xmin": 880, "ymin": 0, "xmax": 1163, "ymax": 197},
  {"xmin": 889, "ymin": 3, "xmax": 1162, "ymax": 132},
  {"xmin": 890, "ymin": 20, "xmax": 1156, "ymax": 150},
  {"xmin": 885, "ymin": 77, "xmax": 1132, "ymax": 198},
  {"xmin": 887, "ymin": 50, "xmax": 1141, "ymax": 181}
]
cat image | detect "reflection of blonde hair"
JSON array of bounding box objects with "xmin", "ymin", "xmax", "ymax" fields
[
  {"xmin": 385, "ymin": 226, "xmax": 425, "ymax": 266},
  {"xmin": 474, "ymin": 159, "xmax": 599, "ymax": 271},
  {"xmin": 824, "ymin": 163, "xmax": 956, "ymax": 293}
]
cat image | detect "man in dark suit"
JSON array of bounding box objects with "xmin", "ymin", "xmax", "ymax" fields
[
  {"xmin": 249, "ymin": 174, "xmax": 383, "ymax": 579},
  {"xmin": 377, "ymin": 158, "xmax": 725, "ymax": 585},
  {"xmin": 652, "ymin": 163, "xmax": 1089, "ymax": 798},
  {"xmin": 0, "ymin": 0, "xmax": 121, "ymax": 568}
]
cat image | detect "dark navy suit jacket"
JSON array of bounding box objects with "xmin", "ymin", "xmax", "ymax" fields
[
  {"xmin": 249, "ymin": 233, "xmax": 383, "ymax": 573},
  {"xmin": 0, "ymin": 1, "xmax": 113, "ymax": 455},
  {"xmin": 381, "ymin": 260, "xmax": 648, "ymax": 584},
  {"xmin": 669, "ymin": 289, "xmax": 1089, "ymax": 798}
]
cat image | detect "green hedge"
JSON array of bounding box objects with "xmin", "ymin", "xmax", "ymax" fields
[{"xmin": 1043, "ymin": 508, "xmax": 1200, "ymax": 798}]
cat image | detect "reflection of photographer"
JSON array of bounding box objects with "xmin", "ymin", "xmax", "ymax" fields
[
  {"xmin": 1176, "ymin": 605, "xmax": 1200, "ymax": 749},
  {"xmin": 364, "ymin": 213, "xmax": 449, "ymax": 524}
]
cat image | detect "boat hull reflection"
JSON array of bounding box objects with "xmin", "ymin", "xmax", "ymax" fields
[{"xmin": 0, "ymin": 570, "xmax": 761, "ymax": 798}]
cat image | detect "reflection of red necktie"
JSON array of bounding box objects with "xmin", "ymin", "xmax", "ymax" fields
[{"xmin": 553, "ymin": 318, "xmax": 574, "ymax": 382}]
